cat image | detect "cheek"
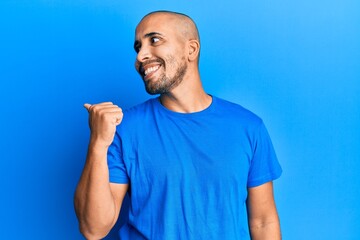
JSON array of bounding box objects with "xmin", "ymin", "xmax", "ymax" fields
[
  {"xmin": 165, "ymin": 49, "xmax": 185, "ymax": 65},
  {"xmin": 165, "ymin": 54, "xmax": 177, "ymax": 65}
]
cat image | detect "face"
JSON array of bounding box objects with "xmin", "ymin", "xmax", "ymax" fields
[{"xmin": 134, "ymin": 14, "xmax": 188, "ymax": 95}]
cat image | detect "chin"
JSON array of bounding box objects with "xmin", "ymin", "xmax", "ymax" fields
[
  {"xmin": 144, "ymin": 84, "xmax": 162, "ymax": 95},
  {"xmin": 146, "ymin": 90, "xmax": 160, "ymax": 95}
]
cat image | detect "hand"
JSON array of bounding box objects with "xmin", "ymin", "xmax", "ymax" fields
[{"xmin": 84, "ymin": 102, "xmax": 123, "ymax": 148}]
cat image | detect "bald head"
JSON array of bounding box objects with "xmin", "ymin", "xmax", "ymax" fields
[
  {"xmin": 134, "ymin": 10, "xmax": 201, "ymax": 74},
  {"xmin": 134, "ymin": 11, "xmax": 202, "ymax": 94},
  {"xmin": 138, "ymin": 11, "xmax": 200, "ymax": 45}
]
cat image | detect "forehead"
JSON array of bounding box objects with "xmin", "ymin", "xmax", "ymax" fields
[{"xmin": 135, "ymin": 14, "xmax": 179, "ymax": 39}]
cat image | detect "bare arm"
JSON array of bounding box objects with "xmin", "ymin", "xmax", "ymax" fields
[
  {"xmin": 247, "ymin": 182, "xmax": 281, "ymax": 240},
  {"xmin": 74, "ymin": 102, "xmax": 129, "ymax": 239}
]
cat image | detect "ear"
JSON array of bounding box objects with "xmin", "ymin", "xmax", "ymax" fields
[{"xmin": 187, "ymin": 39, "xmax": 200, "ymax": 62}]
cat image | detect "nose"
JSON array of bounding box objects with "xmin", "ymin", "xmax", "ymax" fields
[{"xmin": 136, "ymin": 45, "xmax": 151, "ymax": 63}]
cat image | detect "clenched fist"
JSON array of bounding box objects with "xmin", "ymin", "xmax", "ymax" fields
[{"xmin": 84, "ymin": 102, "xmax": 123, "ymax": 148}]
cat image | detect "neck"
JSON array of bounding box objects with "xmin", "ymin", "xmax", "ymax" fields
[{"xmin": 159, "ymin": 72, "xmax": 212, "ymax": 113}]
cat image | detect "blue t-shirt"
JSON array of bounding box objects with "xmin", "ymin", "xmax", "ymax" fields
[{"xmin": 107, "ymin": 96, "xmax": 282, "ymax": 239}]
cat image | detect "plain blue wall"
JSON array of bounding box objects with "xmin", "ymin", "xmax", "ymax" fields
[{"xmin": 1, "ymin": 1, "xmax": 359, "ymax": 239}]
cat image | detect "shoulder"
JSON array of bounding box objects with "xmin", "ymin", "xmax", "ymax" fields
[
  {"xmin": 123, "ymin": 98, "xmax": 157, "ymax": 118},
  {"xmin": 116, "ymin": 98, "xmax": 158, "ymax": 132},
  {"xmin": 212, "ymin": 96, "xmax": 263, "ymax": 127}
]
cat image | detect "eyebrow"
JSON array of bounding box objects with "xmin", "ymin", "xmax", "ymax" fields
[
  {"xmin": 144, "ymin": 32, "xmax": 163, "ymax": 38},
  {"xmin": 134, "ymin": 32, "xmax": 164, "ymax": 50}
]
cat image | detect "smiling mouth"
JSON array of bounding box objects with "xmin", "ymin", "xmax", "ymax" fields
[
  {"xmin": 144, "ymin": 65, "xmax": 160, "ymax": 76},
  {"xmin": 138, "ymin": 59, "xmax": 164, "ymax": 79},
  {"xmin": 141, "ymin": 64, "xmax": 161, "ymax": 80}
]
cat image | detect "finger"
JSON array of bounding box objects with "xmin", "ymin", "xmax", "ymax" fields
[
  {"xmin": 108, "ymin": 112, "xmax": 123, "ymax": 125},
  {"xmin": 85, "ymin": 102, "xmax": 118, "ymax": 112},
  {"xmin": 84, "ymin": 103, "xmax": 92, "ymax": 111},
  {"xmin": 97, "ymin": 105, "xmax": 123, "ymax": 113},
  {"xmin": 96, "ymin": 102, "xmax": 114, "ymax": 106},
  {"xmin": 115, "ymin": 116, "xmax": 123, "ymax": 125}
]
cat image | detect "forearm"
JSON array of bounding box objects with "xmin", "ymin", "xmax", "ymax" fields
[
  {"xmin": 74, "ymin": 142, "xmax": 117, "ymax": 239},
  {"xmin": 247, "ymin": 182, "xmax": 281, "ymax": 240},
  {"xmin": 249, "ymin": 218, "xmax": 281, "ymax": 240}
]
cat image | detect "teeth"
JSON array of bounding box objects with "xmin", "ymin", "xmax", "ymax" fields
[{"xmin": 144, "ymin": 65, "xmax": 160, "ymax": 76}]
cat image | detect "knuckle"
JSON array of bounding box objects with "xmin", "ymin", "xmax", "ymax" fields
[
  {"xmin": 113, "ymin": 105, "xmax": 122, "ymax": 111},
  {"xmin": 101, "ymin": 112, "xmax": 110, "ymax": 119},
  {"xmin": 91, "ymin": 104, "xmax": 100, "ymax": 112}
]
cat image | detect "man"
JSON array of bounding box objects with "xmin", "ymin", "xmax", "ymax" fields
[{"xmin": 74, "ymin": 11, "xmax": 282, "ymax": 240}]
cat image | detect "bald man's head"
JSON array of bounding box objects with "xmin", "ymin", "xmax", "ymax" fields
[
  {"xmin": 134, "ymin": 11, "xmax": 202, "ymax": 94},
  {"xmin": 135, "ymin": 11, "xmax": 201, "ymax": 65},
  {"xmin": 138, "ymin": 11, "xmax": 200, "ymax": 44}
]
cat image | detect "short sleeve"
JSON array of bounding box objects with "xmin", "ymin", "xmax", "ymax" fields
[
  {"xmin": 107, "ymin": 131, "xmax": 130, "ymax": 184},
  {"xmin": 247, "ymin": 121, "xmax": 282, "ymax": 188}
]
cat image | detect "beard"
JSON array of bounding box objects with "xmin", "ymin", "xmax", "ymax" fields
[{"xmin": 144, "ymin": 57, "xmax": 187, "ymax": 95}]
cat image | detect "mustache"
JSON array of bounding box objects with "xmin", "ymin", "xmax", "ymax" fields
[{"xmin": 137, "ymin": 58, "xmax": 165, "ymax": 73}]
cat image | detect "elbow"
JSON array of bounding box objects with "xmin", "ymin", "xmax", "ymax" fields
[
  {"xmin": 75, "ymin": 205, "xmax": 114, "ymax": 240},
  {"xmin": 73, "ymin": 192, "xmax": 117, "ymax": 239},
  {"xmin": 249, "ymin": 215, "xmax": 280, "ymax": 230},
  {"xmin": 249, "ymin": 217, "xmax": 281, "ymax": 240},
  {"xmin": 79, "ymin": 222, "xmax": 111, "ymax": 240}
]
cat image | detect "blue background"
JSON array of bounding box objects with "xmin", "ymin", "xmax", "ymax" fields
[{"xmin": 0, "ymin": 1, "xmax": 359, "ymax": 239}]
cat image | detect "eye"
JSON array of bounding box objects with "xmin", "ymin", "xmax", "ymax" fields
[
  {"xmin": 151, "ymin": 37, "xmax": 160, "ymax": 44},
  {"xmin": 134, "ymin": 42, "xmax": 141, "ymax": 53}
]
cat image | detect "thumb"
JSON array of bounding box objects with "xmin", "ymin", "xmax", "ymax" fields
[{"xmin": 84, "ymin": 103, "xmax": 92, "ymax": 111}]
